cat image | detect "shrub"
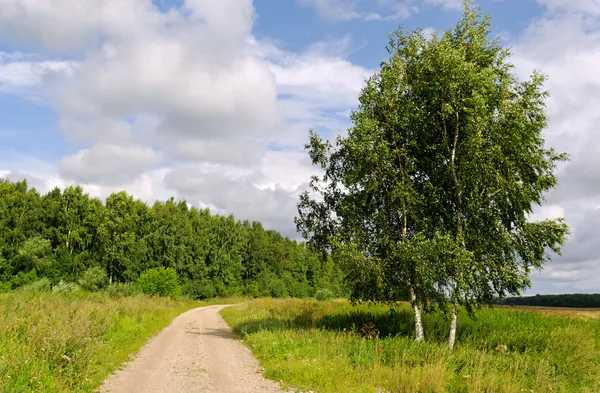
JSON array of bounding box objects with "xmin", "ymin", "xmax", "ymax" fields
[
  {"xmin": 52, "ymin": 280, "xmax": 81, "ymax": 294},
  {"xmin": 18, "ymin": 277, "xmax": 51, "ymax": 293},
  {"xmin": 268, "ymin": 278, "xmax": 288, "ymax": 298},
  {"xmin": 244, "ymin": 282, "xmax": 260, "ymax": 298},
  {"xmin": 106, "ymin": 282, "xmax": 138, "ymax": 297},
  {"xmin": 137, "ymin": 267, "xmax": 182, "ymax": 297},
  {"xmin": 315, "ymin": 288, "xmax": 334, "ymax": 301},
  {"xmin": 183, "ymin": 280, "xmax": 215, "ymax": 299},
  {"xmin": 17, "ymin": 237, "xmax": 53, "ymax": 273},
  {"xmin": 215, "ymin": 281, "xmax": 229, "ymax": 297},
  {"xmin": 78, "ymin": 266, "xmax": 109, "ymax": 291}
]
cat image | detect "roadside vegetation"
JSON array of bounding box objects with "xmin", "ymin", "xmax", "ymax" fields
[
  {"xmin": 0, "ymin": 290, "xmax": 246, "ymax": 393},
  {"xmin": 222, "ymin": 298, "xmax": 600, "ymax": 393}
]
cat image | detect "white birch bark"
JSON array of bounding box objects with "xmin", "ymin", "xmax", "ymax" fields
[
  {"xmin": 410, "ymin": 286, "xmax": 424, "ymax": 342},
  {"xmin": 448, "ymin": 303, "xmax": 457, "ymax": 349}
]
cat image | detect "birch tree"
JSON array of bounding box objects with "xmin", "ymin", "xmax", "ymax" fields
[
  {"xmin": 296, "ymin": 0, "xmax": 569, "ymax": 346},
  {"xmin": 402, "ymin": 2, "xmax": 569, "ymax": 348}
]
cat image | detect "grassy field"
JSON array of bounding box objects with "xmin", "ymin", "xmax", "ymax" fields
[
  {"xmin": 0, "ymin": 292, "xmax": 239, "ymax": 393},
  {"xmin": 221, "ymin": 298, "xmax": 600, "ymax": 393}
]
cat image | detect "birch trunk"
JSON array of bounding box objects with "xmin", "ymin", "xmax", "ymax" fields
[
  {"xmin": 448, "ymin": 303, "xmax": 457, "ymax": 349},
  {"xmin": 410, "ymin": 286, "xmax": 424, "ymax": 342}
]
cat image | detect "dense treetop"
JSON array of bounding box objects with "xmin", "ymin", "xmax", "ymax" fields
[{"xmin": 0, "ymin": 178, "xmax": 344, "ymax": 298}]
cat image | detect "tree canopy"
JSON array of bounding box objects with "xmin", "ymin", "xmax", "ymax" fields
[
  {"xmin": 296, "ymin": 0, "xmax": 569, "ymax": 345},
  {"xmin": 0, "ymin": 178, "xmax": 345, "ymax": 299}
]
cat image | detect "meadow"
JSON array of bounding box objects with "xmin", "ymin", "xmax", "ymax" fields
[
  {"xmin": 221, "ymin": 298, "xmax": 600, "ymax": 393},
  {"xmin": 0, "ymin": 291, "xmax": 210, "ymax": 393}
]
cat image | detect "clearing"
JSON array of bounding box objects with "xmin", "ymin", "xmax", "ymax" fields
[{"xmin": 99, "ymin": 305, "xmax": 285, "ymax": 393}]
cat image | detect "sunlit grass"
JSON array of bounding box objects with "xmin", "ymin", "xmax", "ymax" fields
[
  {"xmin": 0, "ymin": 292, "xmax": 241, "ymax": 392},
  {"xmin": 221, "ymin": 298, "xmax": 600, "ymax": 393}
]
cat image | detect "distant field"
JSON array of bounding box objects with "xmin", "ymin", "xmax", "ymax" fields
[
  {"xmin": 0, "ymin": 292, "xmax": 207, "ymax": 393},
  {"xmin": 222, "ymin": 298, "xmax": 600, "ymax": 393}
]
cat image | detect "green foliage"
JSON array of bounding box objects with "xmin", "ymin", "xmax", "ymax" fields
[
  {"xmin": 295, "ymin": 0, "xmax": 569, "ymax": 343},
  {"xmin": 0, "ymin": 177, "xmax": 341, "ymax": 300},
  {"xmin": 222, "ymin": 299, "xmax": 600, "ymax": 393},
  {"xmin": 315, "ymin": 289, "xmax": 334, "ymax": 301},
  {"xmin": 8, "ymin": 270, "xmax": 40, "ymax": 290},
  {"xmin": 78, "ymin": 266, "xmax": 109, "ymax": 292},
  {"xmin": 17, "ymin": 236, "xmax": 53, "ymax": 274},
  {"xmin": 496, "ymin": 293, "xmax": 600, "ymax": 308},
  {"xmin": 137, "ymin": 267, "xmax": 182, "ymax": 298},
  {"xmin": 182, "ymin": 280, "xmax": 216, "ymax": 300},
  {"xmin": 106, "ymin": 282, "xmax": 138, "ymax": 298},
  {"xmin": 51, "ymin": 280, "xmax": 81, "ymax": 294},
  {"xmin": 18, "ymin": 277, "xmax": 51, "ymax": 293}
]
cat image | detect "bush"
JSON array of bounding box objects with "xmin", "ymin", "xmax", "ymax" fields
[
  {"xmin": 183, "ymin": 280, "xmax": 215, "ymax": 300},
  {"xmin": 244, "ymin": 282, "xmax": 260, "ymax": 298},
  {"xmin": 315, "ymin": 288, "xmax": 334, "ymax": 301},
  {"xmin": 215, "ymin": 281, "xmax": 229, "ymax": 297},
  {"xmin": 106, "ymin": 282, "xmax": 138, "ymax": 297},
  {"xmin": 268, "ymin": 278, "xmax": 288, "ymax": 298},
  {"xmin": 52, "ymin": 280, "xmax": 81, "ymax": 294},
  {"xmin": 18, "ymin": 277, "xmax": 51, "ymax": 293},
  {"xmin": 137, "ymin": 267, "xmax": 182, "ymax": 298},
  {"xmin": 78, "ymin": 266, "xmax": 109, "ymax": 292}
]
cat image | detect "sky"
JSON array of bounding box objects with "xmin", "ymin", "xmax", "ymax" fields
[{"xmin": 0, "ymin": 0, "xmax": 599, "ymax": 295}]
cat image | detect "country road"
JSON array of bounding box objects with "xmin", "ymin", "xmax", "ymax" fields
[{"xmin": 98, "ymin": 305, "xmax": 285, "ymax": 393}]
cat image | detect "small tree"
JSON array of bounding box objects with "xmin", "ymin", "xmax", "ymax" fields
[
  {"xmin": 296, "ymin": 0, "xmax": 569, "ymax": 347},
  {"xmin": 17, "ymin": 236, "xmax": 53, "ymax": 274},
  {"xmin": 137, "ymin": 267, "xmax": 182, "ymax": 298},
  {"xmin": 78, "ymin": 266, "xmax": 109, "ymax": 291}
]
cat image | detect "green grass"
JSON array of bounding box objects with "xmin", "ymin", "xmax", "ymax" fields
[
  {"xmin": 0, "ymin": 292, "xmax": 242, "ymax": 392},
  {"xmin": 221, "ymin": 298, "xmax": 600, "ymax": 393}
]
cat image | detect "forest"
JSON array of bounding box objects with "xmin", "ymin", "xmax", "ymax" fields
[
  {"xmin": 0, "ymin": 178, "xmax": 345, "ymax": 298},
  {"xmin": 495, "ymin": 293, "xmax": 600, "ymax": 308}
]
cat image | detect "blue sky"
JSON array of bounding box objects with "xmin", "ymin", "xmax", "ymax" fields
[{"xmin": 0, "ymin": 0, "xmax": 599, "ymax": 294}]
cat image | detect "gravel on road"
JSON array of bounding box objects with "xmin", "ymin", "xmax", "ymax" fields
[{"xmin": 98, "ymin": 305, "xmax": 286, "ymax": 393}]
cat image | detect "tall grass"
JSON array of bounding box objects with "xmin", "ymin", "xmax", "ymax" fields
[
  {"xmin": 0, "ymin": 291, "xmax": 204, "ymax": 392},
  {"xmin": 221, "ymin": 298, "xmax": 600, "ymax": 393}
]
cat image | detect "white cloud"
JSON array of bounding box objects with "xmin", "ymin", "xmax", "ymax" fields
[
  {"xmin": 163, "ymin": 166, "xmax": 305, "ymax": 236},
  {"xmin": 59, "ymin": 145, "xmax": 163, "ymax": 186},
  {"xmin": 0, "ymin": 53, "xmax": 75, "ymax": 93},
  {"xmin": 510, "ymin": 0, "xmax": 600, "ymax": 294},
  {"xmin": 298, "ymin": 0, "xmax": 462, "ymax": 21},
  {"xmin": 0, "ymin": 0, "xmax": 373, "ymax": 242},
  {"xmin": 5, "ymin": 0, "xmax": 597, "ymax": 294}
]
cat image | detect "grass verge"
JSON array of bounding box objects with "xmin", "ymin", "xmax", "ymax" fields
[
  {"xmin": 0, "ymin": 292, "xmax": 242, "ymax": 392},
  {"xmin": 221, "ymin": 298, "xmax": 600, "ymax": 393}
]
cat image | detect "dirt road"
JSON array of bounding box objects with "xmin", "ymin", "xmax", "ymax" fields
[{"xmin": 98, "ymin": 305, "xmax": 285, "ymax": 393}]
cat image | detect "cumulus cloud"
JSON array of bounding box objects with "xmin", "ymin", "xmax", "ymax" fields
[
  {"xmin": 0, "ymin": 0, "xmax": 372, "ymax": 239},
  {"xmin": 59, "ymin": 145, "xmax": 163, "ymax": 186},
  {"xmin": 509, "ymin": 0, "xmax": 600, "ymax": 293},
  {"xmin": 3, "ymin": 0, "xmax": 597, "ymax": 294},
  {"xmin": 164, "ymin": 167, "xmax": 305, "ymax": 237},
  {"xmin": 0, "ymin": 52, "xmax": 75, "ymax": 94}
]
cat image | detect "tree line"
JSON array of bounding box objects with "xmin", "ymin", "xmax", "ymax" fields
[
  {"xmin": 495, "ymin": 294, "xmax": 600, "ymax": 308},
  {"xmin": 0, "ymin": 178, "xmax": 345, "ymax": 298}
]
